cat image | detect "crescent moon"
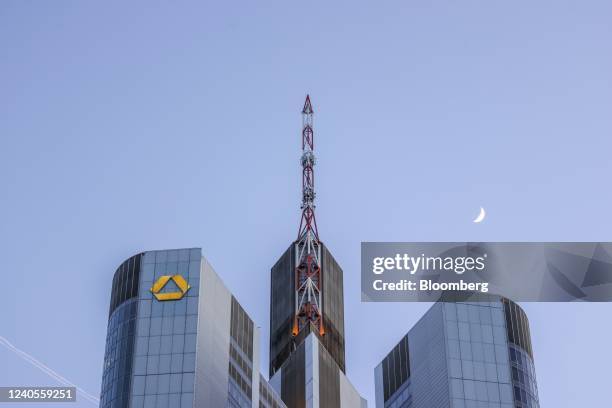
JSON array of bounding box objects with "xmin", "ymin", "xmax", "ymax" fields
[{"xmin": 473, "ymin": 207, "xmax": 486, "ymax": 223}]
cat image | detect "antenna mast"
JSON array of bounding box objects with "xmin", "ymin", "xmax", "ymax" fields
[{"xmin": 293, "ymin": 95, "xmax": 324, "ymax": 337}]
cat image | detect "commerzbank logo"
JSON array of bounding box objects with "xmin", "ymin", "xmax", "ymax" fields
[{"xmin": 150, "ymin": 275, "xmax": 191, "ymax": 301}]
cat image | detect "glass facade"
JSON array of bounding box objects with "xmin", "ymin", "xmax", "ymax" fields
[
  {"xmin": 443, "ymin": 301, "xmax": 515, "ymax": 408},
  {"xmin": 259, "ymin": 374, "xmax": 287, "ymax": 408},
  {"xmin": 100, "ymin": 299, "xmax": 138, "ymax": 408},
  {"xmin": 100, "ymin": 254, "xmax": 142, "ymax": 408},
  {"xmin": 377, "ymin": 296, "xmax": 539, "ymax": 408},
  {"xmin": 269, "ymin": 242, "xmax": 345, "ymax": 377},
  {"xmin": 381, "ymin": 335, "xmax": 410, "ymax": 403},
  {"xmin": 130, "ymin": 248, "xmax": 201, "ymax": 408},
  {"xmin": 228, "ymin": 297, "xmax": 254, "ymax": 408}
]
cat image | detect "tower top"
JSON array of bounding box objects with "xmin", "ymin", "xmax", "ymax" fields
[{"xmin": 302, "ymin": 94, "xmax": 314, "ymax": 114}]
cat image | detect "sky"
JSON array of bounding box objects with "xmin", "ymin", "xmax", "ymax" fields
[{"xmin": 1, "ymin": 1, "xmax": 611, "ymax": 407}]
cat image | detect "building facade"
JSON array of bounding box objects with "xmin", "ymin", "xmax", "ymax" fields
[
  {"xmin": 374, "ymin": 295, "xmax": 539, "ymax": 408},
  {"xmin": 269, "ymin": 242, "xmax": 346, "ymax": 376},
  {"xmin": 99, "ymin": 248, "xmax": 285, "ymax": 408},
  {"xmin": 269, "ymin": 242, "xmax": 366, "ymax": 408}
]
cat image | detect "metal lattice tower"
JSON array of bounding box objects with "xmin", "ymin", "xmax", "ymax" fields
[{"xmin": 293, "ymin": 95, "xmax": 324, "ymax": 337}]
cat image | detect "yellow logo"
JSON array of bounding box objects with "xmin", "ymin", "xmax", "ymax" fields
[{"xmin": 150, "ymin": 275, "xmax": 191, "ymax": 301}]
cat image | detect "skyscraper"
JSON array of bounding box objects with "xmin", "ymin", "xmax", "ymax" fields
[
  {"xmin": 268, "ymin": 97, "xmax": 366, "ymax": 407},
  {"xmin": 99, "ymin": 248, "xmax": 286, "ymax": 408},
  {"xmin": 374, "ymin": 295, "xmax": 539, "ymax": 408}
]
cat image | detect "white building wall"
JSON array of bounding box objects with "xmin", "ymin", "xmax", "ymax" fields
[{"xmin": 193, "ymin": 258, "xmax": 232, "ymax": 408}]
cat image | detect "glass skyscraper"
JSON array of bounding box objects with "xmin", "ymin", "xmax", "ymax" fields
[
  {"xmin": 99, "ymin": 248, "xmax": 285, "ymax": 408},
  {"xmin": 374, "ymin": 295, "xmax": 539, "ymax": 408}
]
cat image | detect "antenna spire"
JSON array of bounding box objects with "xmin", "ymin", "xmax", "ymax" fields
[{"xmin": 293, "ymin": 95, "xmax": 324, "ymax": 337}]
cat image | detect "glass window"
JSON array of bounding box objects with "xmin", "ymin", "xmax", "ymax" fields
[
  {"xmin": 156, "ymin": 393, "xmax": 169, "ymax": 408},
  {"xmin": 189, "ymin": 260, "xmax": 200, "ymax": 277},
  {"xmin": 485, "ymin": 363, "xmax": 498, "ymax": 382},
  {"xmin": 189, "ymin": 248, "xmax": 201, "ymax": 260},
  {"xmin": 154, "ymin": 263, "xmax": 167, "ymax": 277},
  {"xmin": 186, "ymin": 316, "xmax": 198, "ymax": 333},
  {"xmin": 144, "ymin": 395, "xmax": 156, "ymax": 408},
  {"xmin": 449, "ymin": 358, "xmax": 462, "ymax": 378},
  {"xmin": 470, "ymin": 323, "xmax": 482, "ymax": 342},
  {"xmin": 145, "ymin": 375, "xmax": 158, "ymax": 394},
  {"xmin": 462, "ymin": 360, "xmax": 474, "ymax": 380},
  {"xmin": 162, "ymin": 317, "xmax": 173, "ymax": 333},
  {"xmin": 163, "ymin": 301, "xmax": 175, "ymax": 317},
  {"xmin": 132, "ymin": 395, "xmax": 144, "ymax": 408},
  {"xmin": 135, "ymin": 337, "xmax": 149, "ymax": 356},
  {"xmin": 187, "ymin": 298, "xmax": 198, "ymax": 315},
  {"xmin": 458, "ymin": 323, "xmax": 470, "ymax": 341},
  {"xmin": 150, "ymin": 318, "xmax": 163, "ymax": 336},
  {"xmin": 172, "ymin": 335, "xmax": 185, "ymax": 354},
  {"xmin": 181, "ymin": 393, "xmax": 193, "ymax": 408},
  {"xmin": 169, "ymin": 373, "xmax": 182, "ymax": 393},
  {"xmin": 487, "ymin": 381, "xmax": 500, "ymax": 402},
  {"xmin": 157, "ymin": 374, "xmax": 170, "ymax": 394},
  {"xmin": 160, "ymin": 336, "xmax": 172, "ymax": 354},
  {"xmin": 173, "ymin": 316, "xmax": 186, "ymax": 334},
  {"xmin": 474, "ymin": 380, "xmax": 487, "ymax": 402},
  {"xmin": 481, "ymin": 325, "xmax": 494, "ymax": 344},
  {"xmin": 149, "ymin": 336, "xmax": 161, "ymax": 355},
  {"xmin": 457, "ymin": 304, "xmax": 469, "ymax": 322},
  {"xmin": 143, "ymin": 252, "xmax": 156, "ymax": 264},
  {"xmin": 473, "ymin": 362, "xmax": 486, "ymax": 381},
  {"xmin": 446, "ymin": 320, "xmax": 459, "ymax": 340},
  {"xmin": 460, "ymin": 341, "xmax": 473, "ymax": 360},
  {"xmin": 499, "ymin": 383, "xmax": 513, "ymax": 403},
  {"xmin": 134, "ymin": 356, "xmax": 147, "ymax": 376},
  {"xmin": 492, "ymin": 326, "xmax": 506, "ymax": 345},
  {"xmin": 479, "ymin": 308, "xmax": 492, "ymax": 325},
  {"xmin": 494, "ymin": 345, "xmax": 508, "ymax": 363},
  {"xmin": 468, "ymin": 306, "xmax": 480, "ymax": 323},
  {"xmin": 137, "ymin": 319, "xmax": 150, "ymax": 335},
  {"xmin": 471, "ymin": 342, "xmax": 484, "ymax": 362},
  {"xmin": 182, "ymin": 373, "xmax": 195, "ymax": 393},
  {"xmin": 175, "ymin": 299, "xmax": 187, "ymax": 315},
  {"xmin": 447, "ymin": 339, "xmax": 460, "ymax": 359},
  {"xmin": 497, "ymin": 364, "xmax": 510, "ymax": 383},
  {"xmin": 451, "ymin": 378, "xmax": 464, "ymax": 398},
  {"xmin": 183, "ymin": 353, "xmax": 196, "ymax": 372},
  {"xmin": 178, "ymin": 249, "xmax": 190, "ymax": 262},
  {"xmin": 169, "ymin": 394, "xmax": 181, "ymax": 407},
  {"xmin": 139, "ymin": 300, "xmax": 152, "ymax": 318},
  {"xmin": 452, "ymin": 398, "xmax": 466, "ymax": 408},
  {"xmin": 170, "ymin": 353, "xmax": 183, "ymax": 373},
  {"xmin": 482, "ymin": 343, "xmax": 495, "ymax": 363},
  {"xmin": 463, "ymin": 380, "xmax": 476, "ymax": 400},
  {"xmin": 184, "ymin": 334, "xmax": 197, "ymax": 352},
  {"xmin": 142, "ymin": 264, "xmax": 155, "ymax": 280},
  {"xmin": 132, "ymin": 376, "xmax": 145, "ymax": 395},
  {"xmin": 155, "ymin": 251, "xmax": 168, "ymax": 263},
  {"xmin": 147, "ymin": 355, "xmax": 159, "ymax": 375},
  {"xmin": 444, "ymin": 303, "xmax": 457, "ymax": 321},
  {"xmin": 158, "ymin": 355, "xmax": 171, "ymax": 374}
]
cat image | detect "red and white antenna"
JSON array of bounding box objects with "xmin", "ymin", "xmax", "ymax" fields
[{"xmin": 293, "ymin": 95, "xmax": 324, "ymax": 337}]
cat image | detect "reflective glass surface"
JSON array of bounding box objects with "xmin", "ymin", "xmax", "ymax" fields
[
  {"xmin": 130, "ymin": 249, "xmax": 200, "ymax": 408},
  {"xmin": 100, "ymin": 299, "xmax": 138, "ymax": 408}
]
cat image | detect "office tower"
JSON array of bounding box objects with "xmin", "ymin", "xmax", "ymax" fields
[
  {"xmin": 268, "ymin": 97, "xmax": 366, "ymax": 407},
  {"xmin": 99, "ymin": 248, "xmax": 285, "ymax": 408},
  {"xmin": 374, "ymin": 295, "xmax": 539, "ymax": 408}
]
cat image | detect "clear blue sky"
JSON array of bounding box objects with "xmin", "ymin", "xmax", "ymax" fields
[{"xmin": 1, "ymin": 1, "xmax": 611, "ymax": 406}]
